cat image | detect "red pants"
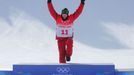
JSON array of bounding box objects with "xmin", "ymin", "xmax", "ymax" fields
[{"xmin": 57, "ymin": 38, "xmax": 73, "ymax": 63}]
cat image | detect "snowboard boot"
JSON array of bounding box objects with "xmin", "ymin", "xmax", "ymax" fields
[{"xmin": 66, "ymin": 56, "xmax": 71, "ymax": 62}]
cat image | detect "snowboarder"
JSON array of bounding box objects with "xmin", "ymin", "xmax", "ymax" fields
[{"xmin": 47, "ymin": 0, "xmax": 85, "ymax": 63}]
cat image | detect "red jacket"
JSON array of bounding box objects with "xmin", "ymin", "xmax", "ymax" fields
[{"xmin": 48, "ymin": 2, "xmax": 84, "ymax": 40}]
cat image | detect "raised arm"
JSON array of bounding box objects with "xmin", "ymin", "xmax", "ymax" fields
[
  {"xmin": 47, "ymin": 0, "xmax": 58, "ymax": 20},
  {"xmin": 72, "ymin": 0, "xmax": 85, "ymax": 21}
]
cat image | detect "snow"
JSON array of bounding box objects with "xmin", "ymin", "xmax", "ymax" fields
[
  {"xmin": 0, "ymin": 10, "xmax": 134, "ymax": 70},
  {"xmin": 102, "ymin": 22, "xmax": 134, "ymax": 49}
]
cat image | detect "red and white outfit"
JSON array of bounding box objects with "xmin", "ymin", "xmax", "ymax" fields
[{"xmin": 48, "ymin": 2, "xmax": 84, "ymax": 63}]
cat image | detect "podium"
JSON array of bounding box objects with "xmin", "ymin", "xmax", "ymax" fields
[
  {"xmin": 0, "ymin": 64, "xmax": 134, "ymax": 75},
  {"xmin": 13, "ymin": 64, "xmax": 115, "ymax": 75}
]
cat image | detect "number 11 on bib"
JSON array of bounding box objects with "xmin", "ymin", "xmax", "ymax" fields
[{"xmin": 56, "ymin": 26, "xmax": 74, "ymax": 37}]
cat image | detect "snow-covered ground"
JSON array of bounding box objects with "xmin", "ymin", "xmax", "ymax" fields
[{"xmin": 0, "ymin": 10, "xmax": 134, "ymax": 70}]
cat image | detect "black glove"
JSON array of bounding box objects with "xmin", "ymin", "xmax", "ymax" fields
[
  {"xmin": 81, "ymin": 0, "xmax": 85, "ymax": 4},
  {"xmin": 47, "ymin": 0, "xmax": 51, "ymax": 3}
]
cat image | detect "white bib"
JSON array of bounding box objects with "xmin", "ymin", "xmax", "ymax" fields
[{"xmin": 56, "ymin": 25, "xmax": 74, "ymax": 37}]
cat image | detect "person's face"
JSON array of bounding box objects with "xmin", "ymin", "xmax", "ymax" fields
[{"xmin": 62, "ymin": 14, "xmax": 68, "ymax": 20}]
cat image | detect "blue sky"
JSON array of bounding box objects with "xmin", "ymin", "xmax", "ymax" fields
[{"xmin": 0, "ymin": 0, "xmax": 134, "ymax": 49}]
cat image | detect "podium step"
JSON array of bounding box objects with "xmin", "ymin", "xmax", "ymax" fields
[
  {"xmin": 116, "ymin": 70, "xmax": 134, "ymax": 75},
  {"xmin": 0, "ymin": 71, "xmax": 15, "ymax": 75},
  {"xmin": 13, "ymin": 64, "xmax": 115, "ymax": 75}
]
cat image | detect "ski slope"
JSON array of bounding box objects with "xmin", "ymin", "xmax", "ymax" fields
[{"xmin": 0, "ymin": 11, "xmax": 134, "ymax": 70}]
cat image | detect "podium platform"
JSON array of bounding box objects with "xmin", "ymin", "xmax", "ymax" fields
[
  {"xmin": 0, "ymin": 64, "xmax": 134, "ymax": 75},
  {"xmin": 13, "ymin": 64, "xmax": 115, "ymax": 75}
]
